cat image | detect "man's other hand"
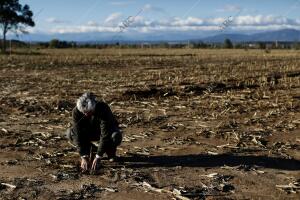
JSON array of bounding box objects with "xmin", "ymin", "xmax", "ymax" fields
[
  {"xmin": 80, "ymin": 157, "xmax": 89, "ymax": 172},
  {"xmin": 91, "ymin": 157, "xmax": 101, "ymax": 171}
]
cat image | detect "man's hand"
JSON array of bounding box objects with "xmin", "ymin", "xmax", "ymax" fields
[
  {"xmin": 80, "ymin": 157, "xmax": 89, "ymax": 172},
  {"xmin": 91, "ymin": 157, "xmax": 101, "ymax": 171}
]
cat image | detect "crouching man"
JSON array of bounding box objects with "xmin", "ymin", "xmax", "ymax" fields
[{"xmin": 66, "ymin": 92, "xmax": 122, "ymax": 172}]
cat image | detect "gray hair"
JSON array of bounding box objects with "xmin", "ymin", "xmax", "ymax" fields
[{"xmin": 76, "ymin": 92, "xmax": 97, "ymax": 113}]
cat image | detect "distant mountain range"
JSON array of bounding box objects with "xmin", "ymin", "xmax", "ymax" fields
[
  {"xmin": 201, "ymin": 29, "xmax": 300, "ymax": 43},
  {"xmin": 12, "ymin": 29, "xmax": 300, "ymax": 43}
]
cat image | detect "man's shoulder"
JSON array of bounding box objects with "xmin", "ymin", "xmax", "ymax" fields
[
  {"xmin": 95, "ymin": 101, "xmax": 112, "ymax": 115},
  {"xmin": 95, "ymin": 101, "xmax": 109, "ymax": 109},
  {"xmin": 72, "ymin": 107, "xmax": 82, "ymax": 116},
  {"xmin": 72, "ymin": 106, "xmax": 78, "ymax": 113}
]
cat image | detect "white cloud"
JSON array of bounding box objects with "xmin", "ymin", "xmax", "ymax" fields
[
  {"xmin": 49, "ymin": 26, "xmax": 119, "ymax": 34},
  {"xmin": 48, "ymin": 15, "xmax": 300, "ymax": 34},
  {"xmin": 142, "ymin": 4, "xmax": 166, "ymax": 14},
  {"xmin": 87, "ymin": 21, "xmax": 99, "ymax": 26},
  {"xmin": 234, "ymin": 15, "xmax": 295, "ymax": 26},
  {"xmin": 46, "ymin": 17, "xmax": 67, "ymax": 24},
  {"xmin": 217, "ymin": 5, "xmax": 242, "ymax": 12},
  {"xmin": 104, "ymin": 12, "xmax": 122, "ymax": 24}
]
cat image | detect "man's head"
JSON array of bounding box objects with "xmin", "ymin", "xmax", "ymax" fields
[{"xmin": 76, "ymin": 92, "xmax": 97, "ymax": 116}]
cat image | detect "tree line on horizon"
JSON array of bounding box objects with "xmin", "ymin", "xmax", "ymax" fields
[{"xmin": 13, "ymin": 38, "xmax": 300, "ymax": 50}]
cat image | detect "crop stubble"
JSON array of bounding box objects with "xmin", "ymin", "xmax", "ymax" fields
[{"xmin": 0, "ymin": 49, "xmax": 299, "ymax": 199}]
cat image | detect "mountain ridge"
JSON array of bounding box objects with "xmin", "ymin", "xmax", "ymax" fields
[{"xmin": 13, "ymin": 29, "xmax": 300, "ymax": 43}]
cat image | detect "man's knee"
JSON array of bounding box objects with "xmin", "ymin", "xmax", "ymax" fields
[
  {"xmin": 65, "ymin": 128, "xmax": 77, "ymax": 146},
  {"xmin": 111, "ymin": 130, "xmax": 122, "ymax": 146},
  {"xmin": 65, "ymin": 128, "xmax": 72, "ymax": 140}
]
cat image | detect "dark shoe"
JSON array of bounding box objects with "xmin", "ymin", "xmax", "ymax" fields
[
  {"xmin": 106, "ymin": 147, "xmax": 118, "ymax": 162},
  {"xmin": 106, "ymin": 147, "xmax": 117, "ymax": 158}
]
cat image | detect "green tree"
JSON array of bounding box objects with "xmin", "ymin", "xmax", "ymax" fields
[
  {"xmin": 49, "ymin": 39, "xmax": 59, "ymax": 48},
  {"xmin": 258, "ymin": 42, "xmax": 266, "ymax": 49},
  {"xmin": 223, "ymin": 38, "xmax": 233, "ymax": 49},
  {"xmin": 0, "ymin": 0, "xmax": 35, "ymax": 53},
  {"xmin": 293, "ymin": 42, "xmax": 300, "ymax": 50},
  {"xmin": 49, "ymin": 39, "xmax": 75, "ymax": 48}
]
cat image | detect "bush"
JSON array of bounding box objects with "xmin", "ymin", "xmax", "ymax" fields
[
  {"xmin": 224, "ymin": 39, "xmax": 233, "ymax": 49},
  {"xmin": 49, "ymin": 39, "xmax": 76, "ymax": 48}
]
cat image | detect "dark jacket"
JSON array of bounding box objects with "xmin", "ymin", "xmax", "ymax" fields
[{"xmin": 72, "ymin": 101, "xmax": 119, "ymax": 156}]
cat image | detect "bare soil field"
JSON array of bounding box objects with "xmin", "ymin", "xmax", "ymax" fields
[{"xmin": 0, "ymin": 48, "xmax": 299, "ymax": 199}]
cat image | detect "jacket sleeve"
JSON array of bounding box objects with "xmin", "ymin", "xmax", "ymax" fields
[
  {"xmin": 97, "ymin": 103, "xmax": 117, "ymax": 156},
  {"xmin": 72, "ymin": 108, "xmax": 90, "ymax": 156}
]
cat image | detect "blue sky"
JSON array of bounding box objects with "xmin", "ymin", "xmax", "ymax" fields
[{"xmin": 17, "ymin": 0, "xmax": 300, "ymax": 40}]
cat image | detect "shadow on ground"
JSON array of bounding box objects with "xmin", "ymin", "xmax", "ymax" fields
[{"xmin": 117, "ymin": 154, "xmax": 300, "ymax": 170}]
